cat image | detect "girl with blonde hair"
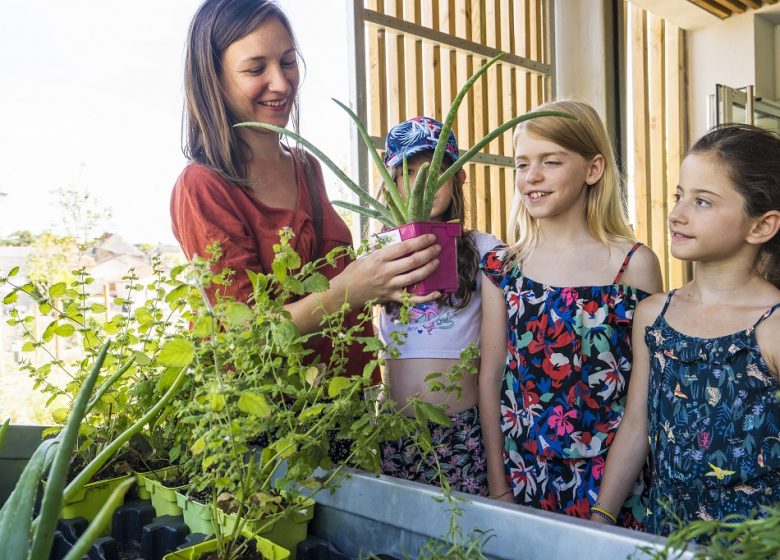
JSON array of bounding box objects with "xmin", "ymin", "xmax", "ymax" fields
[{"xmin": 479, "ymin": 100, "xmax": 663, "ymax": 526}]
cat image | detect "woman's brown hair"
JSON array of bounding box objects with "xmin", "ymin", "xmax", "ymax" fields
[{"xmin": 183, "ymin": 0, "xmax": 301, "ymax": 184}]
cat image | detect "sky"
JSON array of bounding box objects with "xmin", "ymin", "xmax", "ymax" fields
[{"xmin": 0, "ymin": 0, "xmax": 351, "ymax": 246}]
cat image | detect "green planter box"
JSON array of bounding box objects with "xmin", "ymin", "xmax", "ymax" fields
[
  {"xmin": 162, "ymin": 533, "xmax": 289, "ymax": 560},
  {"xmin": 0, "ymin": 424, "xmax": 47, "ymax": 507},
  {"xmin": 176, "ymin": 490, "xmax": 214, "ymax": 536},
  {"xmin": 135, "ymin": 465, "xmax": 178, "ymax": 501},
  {"xmin": 58, "ymin": 473, "xmax": 134, "ymax": 536},
  {"xmin": 215, "ymin": 495, "xmax": 314, "ymax": 559},
  {"xmin": 144, "ymin": 467, "xmax": 187, "ymax": 517}
]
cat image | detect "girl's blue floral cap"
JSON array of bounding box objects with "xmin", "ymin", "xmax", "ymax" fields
[{"xmin": 383, "ymin": 116, "xmax": 459, "ymax": 168}]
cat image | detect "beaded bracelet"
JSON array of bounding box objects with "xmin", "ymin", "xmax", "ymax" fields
[{"xmin": 591, "ymin": 505, "xmax": 617, "ymax": 525}]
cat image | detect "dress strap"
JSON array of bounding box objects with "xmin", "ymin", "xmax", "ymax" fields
[
  {"xmin": 612, "ymin": 242, "xmax": 643, "ymax": 284},
  {"xmin": 747, "ymin": 301, "xmax": 780, "ymax": 334},
  {"xmin": 658, "ymin": 290, "xmax": 676, "ymax": 318}
]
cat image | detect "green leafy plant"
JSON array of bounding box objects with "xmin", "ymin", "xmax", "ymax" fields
[
  {"xmin": 168, "ymin": 230, "xmax": 471, "ymax": 559},
  {"xmin": 1, "ymin": 258, "xmax": 195, "ymax": 477},
  {"xmin": 639, "ymin": 504, "xmax": 780, "ymax": 560},
  {"xmin": 237, "ymin": 52, "xmax": 574, "ymax": 228},
  {"xmin": 0, "ymin": 341, "xmax": 188, "ymax": 560}
]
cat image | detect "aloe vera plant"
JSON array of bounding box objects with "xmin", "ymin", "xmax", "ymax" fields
[
  {"xmin": 237, "ymin": 52, "xmax": 575, "ymax": 228},
  {"xmin": 0, "ymin": 341, "xmax": 188, "ymax": 560}
]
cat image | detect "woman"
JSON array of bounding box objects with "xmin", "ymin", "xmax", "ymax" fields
[{"xmin": 171, "ymin": 0, "xmax": 440, "ymax": 372}]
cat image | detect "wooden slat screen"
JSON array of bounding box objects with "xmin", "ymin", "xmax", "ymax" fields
[
  {"xmin": 626, "ymin": 2, "xmax": 691, "ymax": 289},
  {"xmin": 355, "ymin": 0, "xmax": 553, "ymax": 242}
]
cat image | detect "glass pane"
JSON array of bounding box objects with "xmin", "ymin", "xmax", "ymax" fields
[{"xmin": 754, "ymin": 110, "xmax": 780, "ymax": 134}]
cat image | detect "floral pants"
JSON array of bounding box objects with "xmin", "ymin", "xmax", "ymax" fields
[{"xmin": 380, "ymin": 405, "xmax": 488, "ymax": 496}]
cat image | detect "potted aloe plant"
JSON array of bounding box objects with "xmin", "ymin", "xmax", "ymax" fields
[{"xmin": 238, "ymin": 52, "xmax": 574, "ymax": 295}]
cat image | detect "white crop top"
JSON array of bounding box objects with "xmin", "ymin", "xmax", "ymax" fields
[{"xmin": 378, "ymin": 231, "xmax": 502, "ymax": 359}]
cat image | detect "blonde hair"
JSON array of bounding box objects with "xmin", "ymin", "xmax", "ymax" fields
[{"xmin": 505, "ymin": 100, "xmax": 634, "ymax": 266}]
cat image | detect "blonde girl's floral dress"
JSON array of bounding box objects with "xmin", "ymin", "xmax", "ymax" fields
[
  {"xmin": 646, "ymin": 291, "xmax": 780, "ymax": 535},
  {"xmin": 480, "ymin": 242, "xmax": 649, "ymax": 528}
]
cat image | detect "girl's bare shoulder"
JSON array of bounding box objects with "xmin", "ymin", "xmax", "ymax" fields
[
  {"xmin": 756, "ymin": 294, "xmax": 780, "ymax": 378},
  {"xmin": 614, "ymin": 241, "xmax": 664, "ymax": 294},
  {"xmin": 632, "ymin": 291, "xmax": 669, "ymax": 328}
]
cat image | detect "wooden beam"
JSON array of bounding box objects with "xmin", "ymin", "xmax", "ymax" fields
[
  {"xmin": 686, "ymin": 0, "xmax": 732, "ymax": 19},
  {"xmin": 718, "ymin": 0, "xmax": 748, "ymax": 12},
  {"xmin": 742, "ymin": 0, "xmax": 762, "ymax": 8}
]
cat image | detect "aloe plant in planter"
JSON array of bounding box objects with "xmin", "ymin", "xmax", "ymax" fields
[
  {"xmin": 237, "ymin": 52, "xmax": 574, "ymax": 294},
  {"xmin": 0, "ymin": 341, "xmax": 188, "ymax": 560}
]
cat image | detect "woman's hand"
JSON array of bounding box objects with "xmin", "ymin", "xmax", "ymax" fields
[
  {"xmin": 337, "ymin": 233, "xmax": 442, "ymax": 306},
  {"xmin": 286, "ymin": 233, "xmax": 440, "ymax": 335}
]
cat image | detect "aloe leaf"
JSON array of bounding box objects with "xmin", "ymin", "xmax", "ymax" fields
[
  {"xmin": 332, "ymin": 200, "xmax": 394, "ymax": 227},
  {"xmin": 0, "ymin": 438, "xmax": 58, "ymax": 560},
  {"xmin": 29, "ymin": 341, "xmax": 110, "ymax": 560},
  {"xmin": 423, "ymin": 52, "xmax": 506, "ymax": 214},
  {"xmin": 407, "ymin": 162, "xmax": 430, "ymax": 223},
  {"xmin": 235, "ymin": 122, "xmax": 394, "ymax": 224},
  {"xmin": 330, "ymin": 99, "xmax": 408, "ymax": 224},
  {"xmin": 62, "ymin": 365, "xmax": 188, "ymax": 504},
  {"xmin": 60, "ymin": 477, "xmax": 135, "ymax": 560},
  {"xmin": 85, "ymin": 356, "xmax": 135, "ymax": 414},
  {"xmin": 434, "ymin": 110, "xmax": 577, "ymax": 191},
  {"xmin": 0, "ymin": 418, "xmax": 8, "ymax": 450}
]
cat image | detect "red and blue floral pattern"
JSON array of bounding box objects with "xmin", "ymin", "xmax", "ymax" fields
[{"xmin": 480, "ymin": 245, "xmax": 649, "ymax": 525}]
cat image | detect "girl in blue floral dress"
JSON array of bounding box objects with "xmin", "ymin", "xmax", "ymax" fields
[
  {"xmin": 479, "ymin": 100, "xmax": 663, "ymax": 526},
  {"xmin": 592, "ymin": 124, "xmax": 780, "ymax": 535}
]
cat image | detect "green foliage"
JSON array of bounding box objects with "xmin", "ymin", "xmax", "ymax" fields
[
  {"xmin": 1, "ymin": 226, "xmax": 493, "ymax": 560},
  {"xmin": 0, "ymin": 230, "xmax": 34, "ymax": 247},
  {"xmin": 0, "ymin": 256, "xmax": 195, "ymax": 474},
  {"xmin": 25, "ymin": 232, "xmax": 80, "ymax": 291},
  {"xmin": 168, "ymin": 228, "xmax": 482, "ymax": 559},
  {"xmin": 237, "ymin": 53, "xmax": 576, "ymax": 227},
  {"xmin": 0, "ymin": 340, "xmax": 183, "ymax": 560},
  {"xmin": 52, "ymin": 186, "xmax": 112, "ymax": 252},
  {"xmin": 641, "ymin": 503, "xmax": 780, "ymax": 560}
]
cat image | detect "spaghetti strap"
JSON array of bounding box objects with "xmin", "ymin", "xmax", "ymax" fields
[
  {"xmin": 612, "ymin": 242, "xmax": 643, "ymax": 284},
  {"xmin": 747, "ymin": 301, "xmax": 780, "ymax": 333},
  {"xmin": 658, "ymin": 290, "xmax": 676, "ymax": 318}
]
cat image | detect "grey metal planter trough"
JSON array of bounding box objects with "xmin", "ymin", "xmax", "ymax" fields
[
  {"xmin": 308, "ymin": 470, "xmax": 696, "ymax": 560},
  {"xmin": 1, "ymin": 425, "xmax": 696, "ymax": 560}
]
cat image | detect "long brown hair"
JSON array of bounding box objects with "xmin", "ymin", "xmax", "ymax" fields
[
  {"xmin": 689, "ymin": 124, "xmax": 780, "ymax": 289},
  {"xmin": 182, "ymin": 0, "xmax": 301, "ymax": 184}
]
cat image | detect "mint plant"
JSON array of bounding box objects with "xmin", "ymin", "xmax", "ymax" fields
[
  {"xmin": 170, "ymin": 229, "xmax": 471, "ymax": 559},
  {"xmin": 0, "ymin": 257, "xmax": 197, "ymax": 478}
]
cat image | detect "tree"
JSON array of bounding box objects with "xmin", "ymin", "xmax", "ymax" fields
[
  {"xmin": 0, "ymin": 230, "xmax": 35, "ymax": 247},
  {"xmin": 52, "ymin": 187, "xmax": 112, "ymax": 253}
]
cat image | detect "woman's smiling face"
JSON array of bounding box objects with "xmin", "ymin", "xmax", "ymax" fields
[{"xmin": 219, "ymin": 16, "xmax": 300, "ymax": 129}]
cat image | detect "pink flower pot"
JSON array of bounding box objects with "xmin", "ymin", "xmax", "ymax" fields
[{"xmin": 378, "ymin": 221, "xmax": 461, "ymax": 296}]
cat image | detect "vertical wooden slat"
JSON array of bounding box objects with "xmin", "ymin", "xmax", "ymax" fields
[
  {"xmin": 631, "ymin": 5, "xmax": 651, "ymax": 246},
  {"xmin": 665, "ymin": 24, "xmax": 688, "ymax": 289},
  {"xmin": 648, "ymin": 15, "xmax": 669, "ymax": 282}
]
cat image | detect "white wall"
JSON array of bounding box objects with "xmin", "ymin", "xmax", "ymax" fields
[
  {"xmin": 687, "ymin": 11, "xmax": 756, "ymax": 140},
  {"xmin": 554, "ymin": 0, "xmax": 611, "ymax": 123}
]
